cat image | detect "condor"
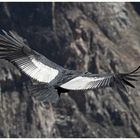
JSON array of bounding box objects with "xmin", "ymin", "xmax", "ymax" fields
[{"xmin": 0, "ymin": 30, "xmax": 139, "ymax": 104}]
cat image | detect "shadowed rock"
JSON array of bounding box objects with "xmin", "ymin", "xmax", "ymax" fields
[{"xmin": 0, "ymin": 2, "xmax": 140, "ymax": 138}]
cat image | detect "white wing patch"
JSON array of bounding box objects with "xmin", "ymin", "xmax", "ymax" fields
[
  {"xmin": 60, "ymin": 76, "xmax": 106, "ymax": 90},
  {"xmin": 14, "ymin": 56, "xmax": 59, "ymax": 83}
]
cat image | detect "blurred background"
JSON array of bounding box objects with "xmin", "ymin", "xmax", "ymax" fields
[{"xmin": 0, "ymin": 2, "xmax": 140, "ymax": 138}]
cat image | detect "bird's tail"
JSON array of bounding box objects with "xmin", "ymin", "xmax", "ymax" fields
[
  {"xmin": 29, "ymin": 83, "xmax": 59, "ymax": 105},
  {"xmin": 0, "ymin": 30, "xmax": 29, "ymax": 60}
]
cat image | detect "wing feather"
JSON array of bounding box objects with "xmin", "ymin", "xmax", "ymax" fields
[
  {"xmin": 0, "ymin": 31, "xmax": 63, "ymax": 83},
  {"xmin": 60, "ymin": 66, "xmax": 140, "ymax": 91}
]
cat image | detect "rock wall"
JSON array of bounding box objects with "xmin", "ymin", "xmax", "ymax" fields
[{"xmin": 0, "ymin": 2, "xmax": 140, "ymax": 137}]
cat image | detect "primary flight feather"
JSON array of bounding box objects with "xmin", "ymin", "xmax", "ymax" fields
[{"xmin": 0, "ymin": 30, "xmax": 139, "ymax": 104}]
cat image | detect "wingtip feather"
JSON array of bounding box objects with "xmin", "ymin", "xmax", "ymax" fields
[{"xmin": 129, "ymin": 66, "xmax": 140, "ymax": 74}]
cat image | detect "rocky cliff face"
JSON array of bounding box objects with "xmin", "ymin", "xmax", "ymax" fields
[{"xmin": 0, "ymin": 2, "xmax": 140, "ymax": 138}]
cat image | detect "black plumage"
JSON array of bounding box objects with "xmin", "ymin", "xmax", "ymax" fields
[{"xmin": 0, "ymin": 30, "xmax": 139, "ymax": 104}]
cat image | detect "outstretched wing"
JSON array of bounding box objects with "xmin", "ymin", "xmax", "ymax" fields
[
  {"xmin": 0, "ymin": 30, "xmax": 63, "ymax": 83},
  {"xmin": 60, "ymin": 66, "xmax": 140, "ymax": 91}
]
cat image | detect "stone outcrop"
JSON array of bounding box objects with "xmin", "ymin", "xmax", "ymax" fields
[{"xmin": 0, "ymin": 2, "xmax": 140, "ymax": 137}]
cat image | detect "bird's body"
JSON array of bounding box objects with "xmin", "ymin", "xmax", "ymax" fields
[{"xmin": 0, "ymin": 30, "xmax": 139, "ymax": 104}]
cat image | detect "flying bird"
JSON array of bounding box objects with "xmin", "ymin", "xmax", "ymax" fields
[{"xmin": 0, "ymin": 30, "xmax": 139, "ymax": 104}]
